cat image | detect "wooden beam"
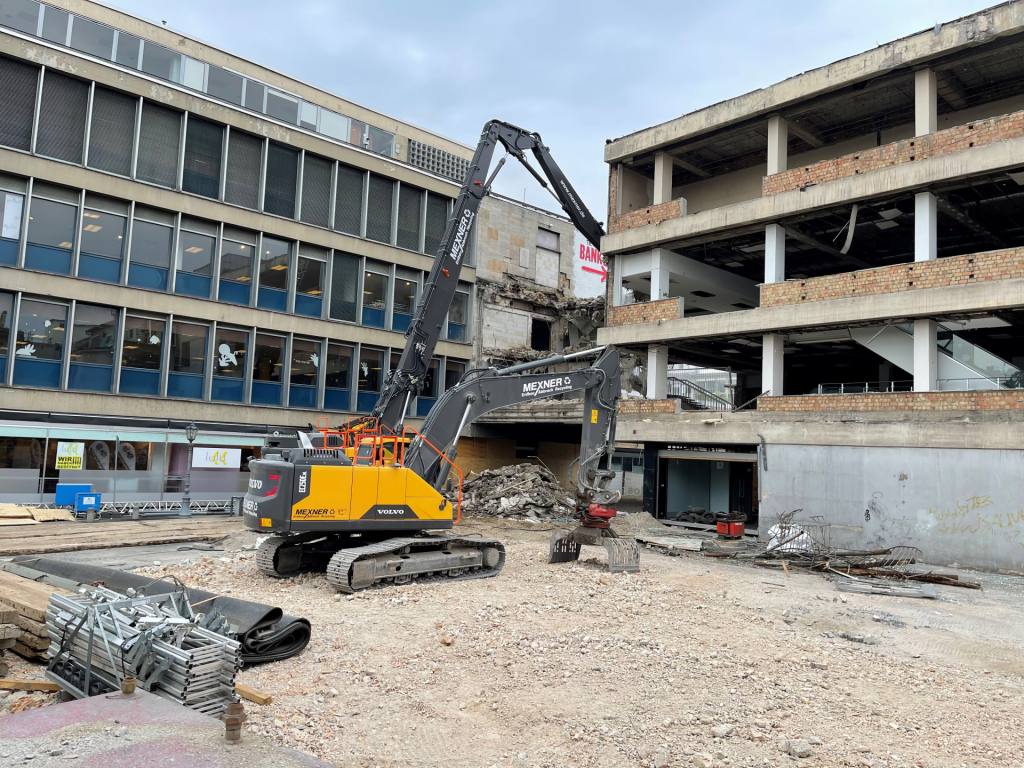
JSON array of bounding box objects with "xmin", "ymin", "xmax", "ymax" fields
[
  {"xmin": 781, "ymin": 225, "xmax": 873, "ymax": 270},
  {"xmin": 0, "ymin": 679, "xmax": 61, "ymax": 692},
  {"xmin": 236, "ymin": 683, "xmax": 273, "ymax": 705}
]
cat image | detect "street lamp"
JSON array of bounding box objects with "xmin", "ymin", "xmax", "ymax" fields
[{"xmin": 180, "ymin": 421, "xmax": 198, "ymax": 518}]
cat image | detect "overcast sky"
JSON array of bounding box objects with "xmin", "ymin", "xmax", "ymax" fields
[{"xmin": 117, "ymin": 0, "xmax": 987, "ymax": 223}]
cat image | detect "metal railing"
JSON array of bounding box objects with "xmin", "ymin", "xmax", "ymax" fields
[
  {"xmin": 816, "ymin": 377, "xmax": 1024, "ymax": 395},
  {"xmin": 667, "ymin": 377, "xmax": 735, "ymax": 411},
  {"xmin": 937, "ymin": 376, "xmax": 1024, "ymax": 391},
  {"xmin": 815, "ymin": 381, "xmax": 913, "ymax": 395}
]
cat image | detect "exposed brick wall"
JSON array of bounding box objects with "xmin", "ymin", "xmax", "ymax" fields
[
  {"xmin": 764, "ymin": 110, "xmax": 1024, "ymax": 196},
  {"xmin": 761, "ymin": 248, "xmax": 1024, "ymax": 307},
  {"xmin": 759, "ymin": 391, "xmax": 1024, "ymax": 412},
  {"xmin": 608, "ymin": 198, "xmax": 686, "ymax": 235},
  {"xmin": 620, "ymin": 399, "xmax": 678, "ymax": 415},
  {"xmin": 607, "ymin": 297, "xmax": 684, "ymax": 327}
]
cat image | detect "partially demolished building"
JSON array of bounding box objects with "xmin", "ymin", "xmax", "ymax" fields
[{"xmin": 599, "ymin": 5, "xmax": 1024, "ymax": 570}]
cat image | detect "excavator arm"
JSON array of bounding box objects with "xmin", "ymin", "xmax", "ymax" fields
[{"xmin": 373, "ymin": 120, "xmax": 606, "ymax": 432}]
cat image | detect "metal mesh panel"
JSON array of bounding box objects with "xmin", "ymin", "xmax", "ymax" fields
[
  {"xmin": 407, "ymin": 139, "xmax": 469, "ymax": 182},
  {"xmin": 300, "ymin": 153, "xmax": 332, "ymax": 228},
  {"xmin": 136, "ymin": 102, "xmax": 181, "ymax": 189},
  {"xmin": 87, "ymin": 87, "xmax": 135, "ymax": 176},
  {"xmin": 365, "ymin": 174, "xmax": 394, "ymax": 244},
  {"xmin": 397, "ymin": 185, "xmax": 422, "ymax": 251},
  {"xmin": 36, "ymin": 72, "xmax": 88, "ymax": 164},
  {"xmin": 182, "ymin": 116, "xmax": 223, "ymax": 199},
  {"xmin": 334, "ymin": 164, "xmax": 363, "ymax": 236},
  {"xmin": 0, "ymin": 57, "xmax": 38, "ymax": 151},
  {"xmin": 424, "ymin": 192, "xmax": 449, "ymax": 256},
  {"xmin": 264, "ymin": 142, "xmax": 298, "ymax": 218},
  {"xmin": 225, "ymin": 130, "xmax": 261, "ymax": 210}
]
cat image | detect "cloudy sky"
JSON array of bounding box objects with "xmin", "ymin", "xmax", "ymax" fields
[{"xmin": 116, "ymin": 0, "xmax": 986, "ymax": 221}]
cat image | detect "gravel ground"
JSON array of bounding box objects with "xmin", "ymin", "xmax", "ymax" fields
[{"xmin": 4, "ymin": 516, "xmax": 1024, "ymax": 768}]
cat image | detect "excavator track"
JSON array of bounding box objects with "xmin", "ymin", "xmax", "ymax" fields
[
  {"xmin": 256, "ymin": 533, "xmax": 340, "ymax": 578},
  {"xmin": 326, "ymin": 535, "xmax": 506, "ymax": 594}
]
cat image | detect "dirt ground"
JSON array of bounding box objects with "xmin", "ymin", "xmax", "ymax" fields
[{"xmin": 6, "ymin": 516, "xmax": 1024, "ymax": 768}]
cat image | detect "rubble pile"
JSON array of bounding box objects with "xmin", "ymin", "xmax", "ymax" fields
[{"xmin": 457, "ymin": 463, "xmax": 576, "ymax": 520}]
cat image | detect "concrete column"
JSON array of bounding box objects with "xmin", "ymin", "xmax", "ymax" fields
[
  {"xmin": 767, "ymin": 116, "xmax": 788, "ymax": 175},
  {"xmin": 762, "ymin": 334, "xmax": 784, "ymax": 396},
  {"xmin": 649, "ymin": 248, "xmax": 670, "ymax": 301},
  {"xmin": 764, "ymin": 223, "xmax": 786, "ymax": 284},
  {"xmin": 611, "ymin": 255, "xmax": 624, "ymax": 307},
  {"xmin": 913, "ymin": 319, "xmax": 938, "ymax": 391},
  {"xmin": 647, "ymin": 344, "xmax": 668, "ymax": 400},
  {"xmin": 653, "ymin": 152, "xmax": 673, "ymax": 205},
  {"xmin": 914, "ymin": 69, "xmax": 937, "ymax": 136},
  {"xmin": 915, "ymin": 191, "xmax": 937, "ymax": 262}
]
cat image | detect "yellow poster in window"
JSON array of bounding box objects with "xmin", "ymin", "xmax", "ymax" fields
[{"xmin": 56, "ymin": 442, "xmax": 84, "ymax": 470}]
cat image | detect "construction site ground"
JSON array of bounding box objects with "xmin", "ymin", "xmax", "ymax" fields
[{"xmin": 4, "ymin": 515, "xmax": 1024, "ymax": 768}]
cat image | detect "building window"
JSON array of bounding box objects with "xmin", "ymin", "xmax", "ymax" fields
[
  {"xmin": 0, "ymin": 291, "xmax": 12, "ymax": 382},
  {"xmin": 329, "ymin": 251, "xmax": 358, "ymax": 323},
  {"xmin": 334, "ymin": 164, "xmax": 363, "ymax": 237},
  {"xmin": 70, "ymin": 16, "xmax": 114, "ymax": 60},
  {"xmin": 392, "ymin": 269, "xmax": 418, "ymax": 333},
  {"xmin": 212, "ymin": 326, "xmax": 247, "ymax": 403},
  {"xmin": 167, "ymin": 321, "xmax": 207, "ymax": 399},
  {"xmin": 40, "ymin": 6, "xmax": 68, "ymax": 45},
  {"xmin": 357, "ymin": 347, "xmax": 382, "ymax": 412},
  {"xmin": 537, "ymin": 228, "xmax": 559, "ymax": 251},
  {"xmin": 13, "ymin": 299, "xmax": 66, "ymax": 389},
  {"xmin": 120, "ymin": 315, "xmax": 164, "ymax": 395},
  {"xmin": 36, "ymin": 71, "xmax": 88, "ymax": 164},
  {"xmin": 224, "ymin": 130, "xmax": 262, "ymax": 210},
  {"xmin": 531, "ymin": 317, "xmax": 551, "ymax": 352},
  {"xmin": 0, "ymin": 191, "xmax": 24, "ymax": 266},
  {"xmin": 319, "ymin": 110, "xmax": 350, "ymax": 143},
  {"xmin": 137, "ymin": 103, "xmax": 181, "ymax": 189},
  {"xmin": 218, "ymin": 238, "xmax": 253, "ymax": 306},
  {"xmin": 243, "ymin": 80, "xmax": 265, "ymax": 112},
  {"xmin": 264, "ymin": 143, "xmax": 298, "ymax": 219},
  {"xmin": 416, "ymin": 358, "xmax": 439, "ymax": 417},
  {"xmin": 26, "ymin": 197, "xmax": 77, "ymax": 275},
  {"xmin": 300, "ymin": 153, "xmax": 332, "ymax": 229},
  {"xmin": 251, "ymin": 333, "xmax": 284, "ymax": 406},
  {"xmin": 175, "ymin": 229, "xmax": 215, "ymax": 299},
  {"xmin": 396, "ymin": 185, "xmax": 422, "ymax": 251},
  {"xmin": 0, "ymin": 58, "xmax": 38, "ymax": 152},
  {"xmin": 362, "ymin": 267, "xmax": 388, "ymax": 328},
  {"xmin": 424, "ymin": 193, "xmax": 448, "ymax": 256},
  {"xmin": 114, "ymin": 32, "xmax": 141, "ymax": 69},
  {"xmin": 78, "ymin": 209, "xmax": 125, "ymax": 284},
  {"xmin": 448, "ymin": 290, "xmax": 468, "ymax": 342},
  {"xmin": 294, "ymin": 252, "xmax": 325, "ymax": 318},
  {"xmin": 445, "ymin": 359, "xmax": 465, "ymax": 391},
  {"xmin": 266, "ymin": 90, "xmax": 299, "ymax": 125},
  {"xmin": 324, "ymin": 342, "xmax": 351, "ymax": 411},
  {"xmin": 141, "ymin": 41, "xmax": 182, "ymax": 83},
  {"xmin": 289, "ymin": 338, "xmax": 320, "ymax": 409},
  {"xmin": 0, "ymin": 0, "xmax": 39, "ymax": 35},
  {"xmin": 365, "ymin": 174, "xmax": 394, "ymax": 244},
  {"xmin": 207, "ymin": 65, "xmax": 243, "ymax": 106},
  {"xmin": 182, "ymin": 117, "xmax": 223, "ymax": 199},
  {"xmin": 366, "ymin": 126, "xmax": 395, "ymax": 157},
  {"xmin": 257, "ymin": 237, "xmax": 290, "ymax": 312},
  {"xmin": 128, "ymin": 218, "xmax": 173, "ymax": 291},
  {"xmin": 88, "ymin": 87, "xmax": 136, "ymax": 177},
  {"xmin": 68, "ymin": 303, "xmax": 117, "ymax": 392}
]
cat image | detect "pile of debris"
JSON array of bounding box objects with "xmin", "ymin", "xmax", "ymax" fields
[{"xmin": 457, "ymin": 463, "xmax": 576, "ymax": 520}]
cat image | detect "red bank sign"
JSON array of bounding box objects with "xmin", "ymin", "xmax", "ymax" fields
[{"xmin": 578, "ymin": 244, "xmax": 607, "ymax": 281}]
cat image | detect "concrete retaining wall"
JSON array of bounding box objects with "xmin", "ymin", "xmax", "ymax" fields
[{"xmin": 759, "ymin": 443, "xmax": 1024, "ymax": 572}]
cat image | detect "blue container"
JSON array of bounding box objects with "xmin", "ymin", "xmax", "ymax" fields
[
  {"xmin": 55, "ymin": 483, "xmax": 91, "ymax": 506},
  {"xmin": 74, "ymin": 491, "xmax": 101, "ymax": 512}
]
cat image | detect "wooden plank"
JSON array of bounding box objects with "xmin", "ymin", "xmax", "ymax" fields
[
  {"xmin": 29, "ymin": 507, "xmax": 76, "ymax": 522},
  {"xmin": 11, "ymin": 640, "xmax": 45, "ymax": 660},
  {"xmin": 0, "ymin": 504, "xmax": 34, "ymax": 519},
  {"xmin": 0, "ymin": 571, "xmax": 70, "ymax": 622},
  {"xmin": 0, "ymin": 678, "xmax": 61, "ymax": 692},
  {"xmin": 235, "ymin": 683, "xmax": 272, "ymax": 705},
  {"xmin": 0, "ymin": 518, "xmax": 38, "ymax": 527},
  {"xmin": 0, "ymin": 518, "xmax": 242, "ymax": 556}
]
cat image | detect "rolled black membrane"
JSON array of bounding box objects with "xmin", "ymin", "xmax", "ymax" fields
[{"xmin": 12, "ymin": 556, "xmax": 311, "ymax": 664}]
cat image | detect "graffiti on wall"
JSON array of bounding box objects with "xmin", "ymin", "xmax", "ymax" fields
[{"xmin": 925, "ymin": 495, "xmax": 1024, "ymax": 549}]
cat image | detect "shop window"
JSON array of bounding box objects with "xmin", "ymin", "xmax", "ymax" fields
[
  {"xmin": 78, "ymin": 209, "xmax": 125, "ymax": 284},
  {"xmin": 257, "ymin": 237, "xmax": 290, "ymax": 311},
  {"xmin": 212, "ymin": 326, "xmax": 247, "ymax": 403},
  {"xmin": 356, "ymin": 347, "xmax": 382, "ymax": 412},
  {"xmin": 0, "ymin": 291, "xmax": 11, "ymax": 381},
  {"xmin": 182, "ymin": 117, "xmax": 223, "ymax": 199},
  {"xmin": 168, "ymin": 321, "xmax": 207, "ymax": 399},
  {"xmin": 218, "ymin": 239, "xmax": 253, "ymax": 306},
  {"xmin": 365, "ymin": 174, "xmax": 394, "ymax": 244},
  {"xmin": 88, "ymin": 87, "xmax": 136, "ymax": 177},
  {"xmin": 416, "ymin": 358, "xmax": 439, "ymax": 417},
  {"xmin": 0, "ymin": 191, "xmax": 24, "ymax": 266},
  {"xmin": 289, "ymin": 338, "xmax": 320, "ymax": 409},
  {"xmin": 362, "ymin": 269, "xmax": 387, "ymax": 328},
  {"xmin": 329, "ymin": 251, "xmax": 358, "ymax": 322},
  {"xmin": 13, "ymin": 299, "xmax": 66, "ymax": 389},
  {"xmin": 119, "ymin": 315, "xmax": 164, "ymax": 396},
  {"xmin": 392, "ymin": 270, "xmax": 418, "ymax": 333},
  {"xmin": 26, "ymin": 197, "xmax": 76, "ymax": 275},
  {"xmin": 224, "ymin": 130, "xmax": 262, "ymax": 210},
  {"xmin": 175, "ymin": 230, "xmax": 215, "ymax": 299},
  {"xmin": 128, "ymin": 219, "xmax": 173, "ymax": 291},
  {"xmin": 397, "ymin": 185, "xmax": 421, "ymax": 251},
  {"xmin": 445, "ymin": 360, "xmax": 465, "ymax": 391},
  {"xmin": 0, "ymin": 435, "xmax": 45, "ymax": 502},
  {"xmin": 264, "ymin": 143, "xmax": 298, "ymax": 218},
  {"xmin": 294, "ymin": 255, "xmax": 324, "ymax": 318},
  {"xmin": 0, "ymin": 57, "xmax": 38, "ymax": 152},
  {"xmin": 324, "ymin": 343, "xmax": 351, "ymax": 411},
  {"xmin": 448, "ymin": 291, "xmax": 468, "ymax": 342},
  {"xmin": 334, "ymin": 164, "xmax": 363, "ymax": 236},
  {"xmin": 68, "ymin": 303, "xmax": 117, "ymax": 392},
  {"xmin": 251, "ymin": 333, "xmax": 284, "ymax": 406}
]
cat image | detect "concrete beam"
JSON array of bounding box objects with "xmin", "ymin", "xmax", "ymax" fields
[
  {"xmin": 647, "ymin": 345, "xmax": 669, "ymax": 399},
  {"xmin": 602, "ymin": 135, "xmax": 1024, "ymax": 255},
  {"xmin": 762, "ymin": 334, "xmax": 784, "ymax": 396},
  {"xmin": 671, "ymin": 155, "xmax": 711, "ymax": 179},
  {"xmin": 767, "ymin": 116, "xmax": 788, "ymax": 176},
  {"xmin": 605, "ymin": 4, "xmax": 1024, "ymax": 163},
  {"xmin": 915, "ymin": 191, "xmax": 938, "ymax": 262},
  {"xmin": 781, "ymin": 224, "xmax": 872, "ymax": 270},
  {"xmin": 653, "ymin": 153, "xmax": 674, "ymax": 205},
  {"xmin": 764, "ymin": 224, "xmax": 786, "ymax": 284},
  {"xmin": 936, "ymin": 70, "xmax": 970, "ymax": 110},
  {"xmin": 784, "ymin": 119, "xmax": 825, "ymax": 149},
  {"xmin": 597, "ymin": 276, "xmax": 1024, "ymax": 346}
]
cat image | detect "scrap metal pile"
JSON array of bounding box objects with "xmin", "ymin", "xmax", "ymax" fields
[
  {"xmin": 46, "ymin": 584, "xmax": 241, "ymax": 716},
  {"xmin": 458, "ymin": 463, "xmax": 576, "ymax": 520}
]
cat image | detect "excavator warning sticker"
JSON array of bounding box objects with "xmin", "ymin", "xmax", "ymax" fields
[
  {"xmin": 292, "ymin": 507, "xmax": 346, "ymax": 521},
  {"xmin": 591, "ymin": 409, "xmax": 598, "ymax": 423}
]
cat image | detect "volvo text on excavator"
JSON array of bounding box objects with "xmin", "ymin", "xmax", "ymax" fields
[{"xmin": 242, "ymin": 120, "xmax": 640, "ymax": 592}]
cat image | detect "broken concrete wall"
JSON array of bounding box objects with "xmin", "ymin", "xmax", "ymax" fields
[{"xmin": 759, "ymin": 444, "xmax": 1024, "ymax": 572}]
